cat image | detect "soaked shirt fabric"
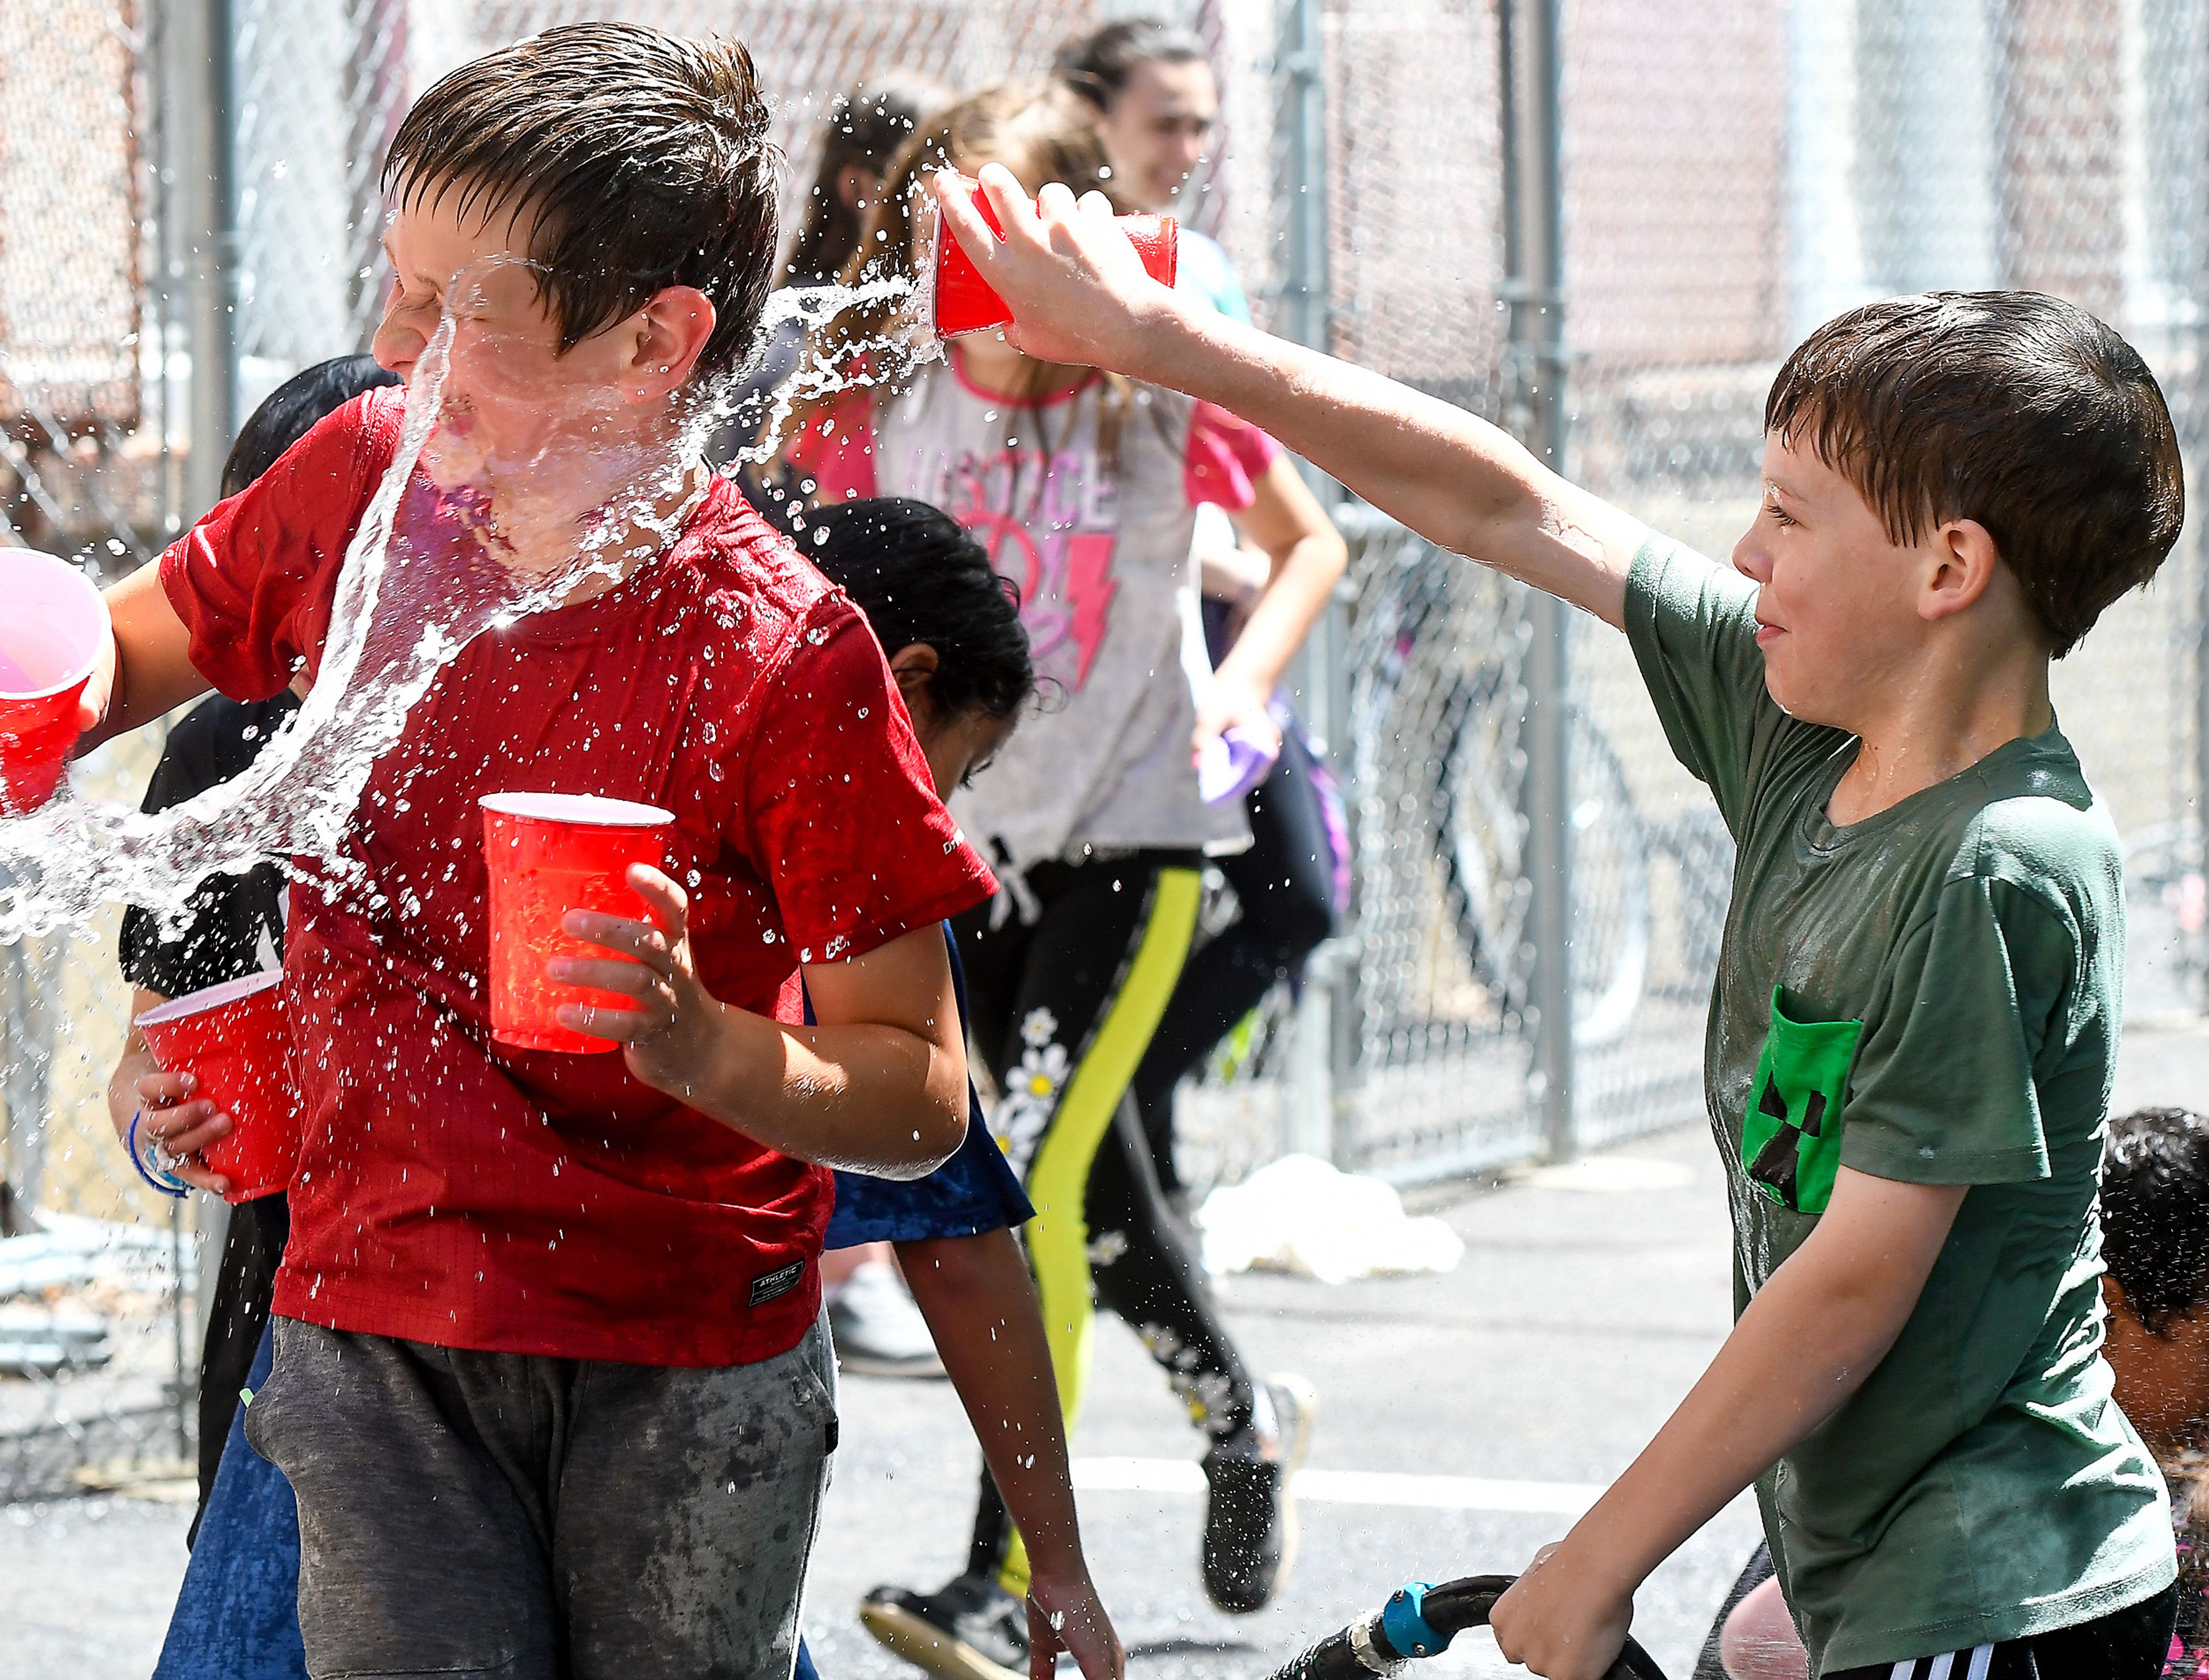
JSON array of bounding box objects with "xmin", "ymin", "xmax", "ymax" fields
[
  {"xmin": 159, "ymin": 387, "xmax": 994, "ymax": 1367},
  {"xmin": 789, "ymin": 352, "xmax": 1278, "ymax": 868},
  {"xmin": 1626, "ymin": 537, "xmax": 2174, "ymax": 1673}
]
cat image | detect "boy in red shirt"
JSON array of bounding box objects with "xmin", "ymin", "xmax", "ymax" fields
[{"xmin": 81, "ymin": 26, "xmax": 995, "ymax": 1677}]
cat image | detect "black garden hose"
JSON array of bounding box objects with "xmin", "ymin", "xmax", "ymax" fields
[{"xmin": 1266, "ymin": 1573, "xmax": 1667, "ymax": 1680}]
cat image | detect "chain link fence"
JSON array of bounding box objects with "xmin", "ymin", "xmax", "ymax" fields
[
  {"xmin": 8, "ymin": 0, "xmax": 2209, "ymax": 1490},
  {"xmin": 1226, "ymin": 0, "xmax": 2209, "ymax": 1186},
  {"xmin": 0, "ymin": 1, "xmax": 200, "ymax": 1503}
]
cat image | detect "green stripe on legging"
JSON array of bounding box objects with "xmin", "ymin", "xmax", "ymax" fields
[{"xmin": 999, "ymin": 865, "xmax": 1202, "ymax": 1597}]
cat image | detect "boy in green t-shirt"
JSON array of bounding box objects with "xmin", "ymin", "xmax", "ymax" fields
[{"xmin": 934, "ymin": 171, "xmax": 2188, "ymax": 1678}]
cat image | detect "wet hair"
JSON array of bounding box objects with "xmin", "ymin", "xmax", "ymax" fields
[
  {"xmin": 2103, "ymin": 1106, "xmax": 2209, "ymax": 1334},
  {"xmin": 804, "ymin": 497, "xmax": 1034, "ymax": 724},
  {"xmin": 222, "ymin": 354, "xmax": 401, "ymax": 499},
  {"xmin": 785, "ymin": 77, "xmax": 951, "ymax": 288},
  {"xmin": 383, "ymin": 22, "xmax": 781, "ymax": 382},
  {"xmin": 1764, "ymin": 291, "xmax": 2184, "ymax": 656},
  {"xmin": 1054, "ymin": 17, "xmax": 1210, "ymax": 110}
]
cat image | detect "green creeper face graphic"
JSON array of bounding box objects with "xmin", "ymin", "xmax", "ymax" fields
[{"xmin": 1742, "ymin": 987, "xmax": 1863, "ymax": 1215}]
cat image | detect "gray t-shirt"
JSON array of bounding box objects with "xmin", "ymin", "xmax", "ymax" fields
[
  {"xmin": 1626, "ymin": 537, "xmax": 2174, "ymax": 1672},
  {"xmin": 864, "ymin": 356, "xmax": 1263, "ymax": 869}
]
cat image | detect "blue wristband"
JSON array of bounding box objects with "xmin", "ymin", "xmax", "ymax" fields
[{"xmin": 127, "ymin": 1109, "xmax": 189, "ymax": 1198}]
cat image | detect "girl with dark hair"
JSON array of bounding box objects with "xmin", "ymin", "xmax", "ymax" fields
[
  {"xmin": 1053, "ymin": 17, "xmax": 1243, "ymax": 320},
  {"xmin": 1053, "ymin": 16, "xmax": 1347, "ymax": 1210},
  {"xmin": 784, "ymin": 82, "xmax": 1348, "ymax": 1680}
]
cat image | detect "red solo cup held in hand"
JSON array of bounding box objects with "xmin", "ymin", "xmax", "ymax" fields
[
  {"xmin": 480, "ymin": 792, "xmax": 674, "ymax": 1055},
  {"xmin": 925, "ymin": 169, "xmax": 1178, "ymax": 340},
  {"xmin": 0, "ymin": 548, "xmax": 110, "ymax": 815},
  {"xmin": 134, "ymin": 972, "xmax": 301, "ymax": 1205}
]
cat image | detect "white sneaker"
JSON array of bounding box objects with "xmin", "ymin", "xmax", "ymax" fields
[{"xmin": 828, "ymin": 1260, "xmax": 945, "ymax": 1378}]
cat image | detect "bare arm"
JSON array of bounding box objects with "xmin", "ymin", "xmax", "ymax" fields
[
  {"xmin": 78, "ymin": 564, "xmax": 211, "ymax": 748},
  {"xmin": 1195, "ymin": 452, "xmax": 1348, "ymax": 755},
  {"xmin": 558, "ymin": 869, "xmax": 968, "ymax": 1178},
  {"xmin": 938, "ymin": 168, "xmax": 1646, "ymax": 629},
  {"xmin": 1488, "ymin": 1167, "xmax": 1969, "ymax": 1680},
  {"xmin": 900, "ymin": 1229, "xmax": 1126, "ymax": 1680}
]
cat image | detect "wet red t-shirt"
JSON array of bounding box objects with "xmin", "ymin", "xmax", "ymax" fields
[{"xmin": 159, "ymin": 387, "xmax": 993, "ymax": 1365}]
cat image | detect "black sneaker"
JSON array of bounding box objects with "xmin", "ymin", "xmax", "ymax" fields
[
  {"xmin": 859, "ymin": 1574, "xmax": 1029, "ymax": 1680},
  {"xmin": 1200, "ymin": 1374, "xmax": 1317, "ymax": 1613}
]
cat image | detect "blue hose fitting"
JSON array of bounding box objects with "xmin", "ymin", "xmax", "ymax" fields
[{"xmin": 1380, "ymin": 1583, "xmax": 1451, "ymax": 1661}]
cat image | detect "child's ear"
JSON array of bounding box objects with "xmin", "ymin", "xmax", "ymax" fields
[
  {"xmin": 1918, "ymin": 516, "xmax": 2003, "ymax": 624},
  {"xmin": 625, "ymin": 285, "xmax": 717, "ymax": 403},
  {"xmin": 886, "ymin": 642, "xmax": 941, "ymax": 702}
]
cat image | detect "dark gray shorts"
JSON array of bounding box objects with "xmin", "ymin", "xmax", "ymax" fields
[{"xmin": 244, "ymin": 1312, "xmax": 838, "ymax": 1680}]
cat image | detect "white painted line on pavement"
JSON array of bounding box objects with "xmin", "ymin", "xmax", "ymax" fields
[{"xmin": 1071, "ymin": 1457, "xmax": 1604, "ymax": 1515}]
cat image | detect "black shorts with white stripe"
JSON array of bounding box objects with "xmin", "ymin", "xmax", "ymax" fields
[{"xmin": 1824, "ymin": 1583, "xmax": 2177, "ymax": 1680}]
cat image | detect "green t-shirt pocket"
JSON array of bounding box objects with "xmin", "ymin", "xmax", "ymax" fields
[{"xmin": 1742, "ymin": 987, "xmax": 1864, "ymax": 1215}]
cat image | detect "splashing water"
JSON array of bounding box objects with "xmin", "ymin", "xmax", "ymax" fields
[{"xmin": 0, "ymin": 260, "xmax": 927, "ymax": 944}]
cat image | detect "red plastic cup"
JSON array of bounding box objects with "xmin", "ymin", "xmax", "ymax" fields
[
  {"xmin": 480, "ymin": 792, "xmax": 674, "ymax": 1055},
  {"xmin": 926, "ymin": 169, "xmax": 1179, "ymax": 339},
  {"xmin": 0, "ymin": 549, "xmax": 110, "ymax": 815},
  {"xmin": 135, "ymin": 972, "xmax": 301, "ymax": 1204}
]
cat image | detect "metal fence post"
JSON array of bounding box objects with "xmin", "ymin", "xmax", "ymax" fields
[
  {"xmin": 173, "ymin": 0, "xmax": 239, "ymax": 524},
  {"xmin": 1275, "ymin": 0, "xmax": 1329, "ymax": 356},
  {"xmin": 167, "ymin": 0, "xmax": 239, "ymax": 1364},
  {"xmin": 1501, "ymin": 0, "xmax": 1576, "ymax": 1162},
  {"xmin": 1274, "ymin": 0, "xmax": 1348, "ymax": 1164}
]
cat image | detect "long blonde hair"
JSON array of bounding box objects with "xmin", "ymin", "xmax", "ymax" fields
[{"xmin": 778, "ymin": 82, "xmax": 1146, "ymax": 471}]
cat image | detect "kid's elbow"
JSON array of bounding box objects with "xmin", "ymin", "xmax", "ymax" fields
[{"xmin": 870, "ymin": 1091, "xmax": 966, "ymax": 1181}]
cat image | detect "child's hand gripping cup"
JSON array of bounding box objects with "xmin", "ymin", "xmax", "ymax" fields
[
  {"xmin": 480, "ymin": 792, "xmax": 674, "ymax": 1055},
  {"xmin": 925, "ymin": 168, "xmax": 1179, "ymax": 340},
  {"xmin": 0, "ymin": 549, "xmax": 112, "ymax": 815},
  {"xmin": 134, "ymin": 972, "xmax": 303, "ymax": 1204}
]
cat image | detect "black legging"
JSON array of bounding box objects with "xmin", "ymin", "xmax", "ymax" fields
[
  {"xmin": 1130, "ymin": 723, "xmax": 1336, "ymax": 1195},
  {"xmin": 953, "ymin": 853, "xmax": 1260, "ymax": 1592}
]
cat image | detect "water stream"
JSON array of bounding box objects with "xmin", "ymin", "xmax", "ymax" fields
[{"xmin": 0, "ymin": 266, "xmax": 928, "ymax": 946}]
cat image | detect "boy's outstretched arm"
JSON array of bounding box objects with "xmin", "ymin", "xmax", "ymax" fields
[
  {"xmin": 1488, "ymin": 1167, "xmax": 1967, "ymax": 1680},
  {"xmin": 938, "ymin": 167, "xmax": 1648, "ymax": 629},
  {"xmin": 900, "ymin": 1230, "xmax": 1126, "ymax": 1680},
  {"xmin": 559, "ymin": 869, "xmax": 969, "ymax": 1179}
]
